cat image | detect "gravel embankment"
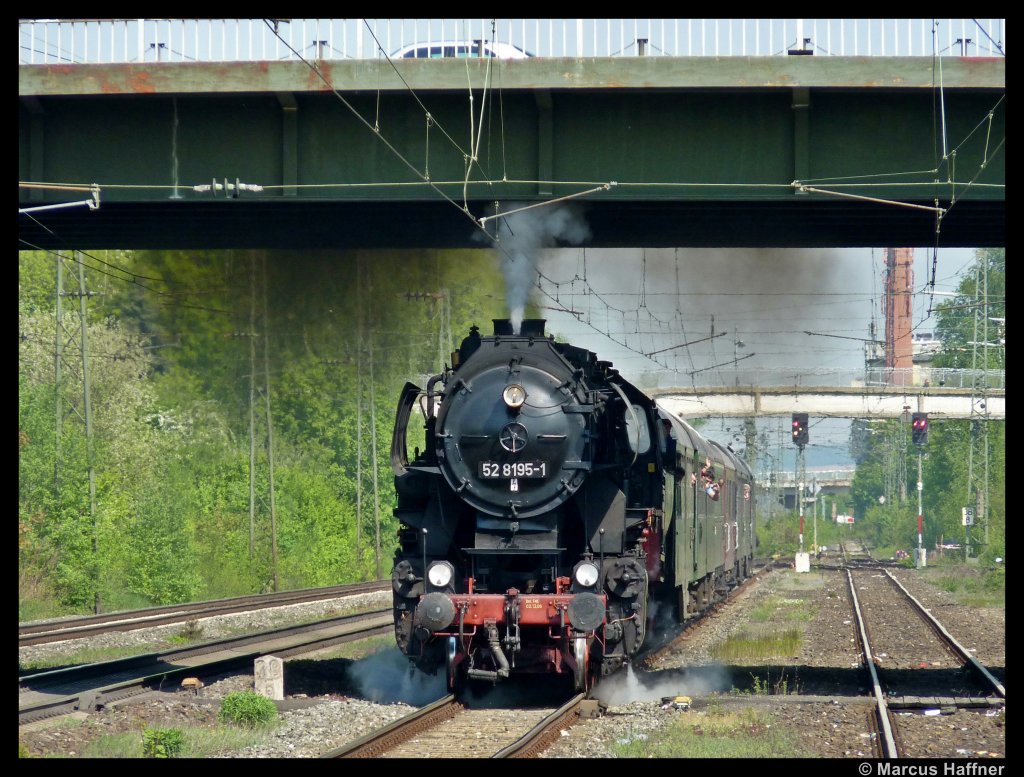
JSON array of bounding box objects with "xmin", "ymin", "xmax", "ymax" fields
[{"xmin": 19, "ymin": 567, "xmax": 1004, "ymax": 759}]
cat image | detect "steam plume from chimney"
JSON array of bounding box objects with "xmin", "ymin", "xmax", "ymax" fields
[{"xmin": 481, "ymin": 204, "xmax": 591, "ymax": 334}]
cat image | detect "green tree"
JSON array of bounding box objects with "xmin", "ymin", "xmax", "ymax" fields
[
  {"xmin": 930, "ymin": 248, "xmax": 1004, "ymax": 559},
  {"xmin": 934, "ymin": 248, "xmax": 1005, "ymax": 371},
  {"xmin": 847, "ymin": 250, "xmax": 1005, "ymax": 560},
  {"xmin": 20, "ymin": 244, "xmax": 511, "ymax": 611}
]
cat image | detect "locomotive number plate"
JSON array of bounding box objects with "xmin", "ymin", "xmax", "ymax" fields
[{"xmin": 479, "ymin": 461, "xmax": 548, "ymax": 479}]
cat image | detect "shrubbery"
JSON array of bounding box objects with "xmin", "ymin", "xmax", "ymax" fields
[
  {"xmin": 218, "ymin": 691, "xmax": 278, "ymax": 728},
  {"xmin": 142, "ymin": 727, "xmax": 185, "ymax": 758}
]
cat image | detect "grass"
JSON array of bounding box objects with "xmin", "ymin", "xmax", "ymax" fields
[
  {"xmin": 79, "ymin": 725, "xmax": 269, "ymax": 758},
  {"xmin": 747, "ymin": 596, "xmax": 814, "ymax": 623},
  {"xmin": 710, "ymin": 629, "xmax": 802, "ymax": 662},
  {"xmin": 20, "ymin": 643, "xmax": 166, "ymax": 671},
  {"xmin": 958, "ymin": 592, "xmax": 1004, "ymax": 608},
  {"xmin": 612, "ymin": 706, "xmax": 799, "ymax": 758},
  {"xmin": 19, "ymin": 597, "xmax": 75, "ymax": 623},
  {"xmin": 307, "ymin": 634, "xmax": 393, "ymax": 661},
  {"xmin": 781, "ymin": 569, "xmax": 828, "ymax": 589},
  {"xmin": 923, "ymin": 563, "xmax": 1004, "ymax": 608},
  {"xmin": 734, "ymin": 667, "xmax": 800, "ymax": 696},
  {"xmin": 168, "ymin": 619, "xmax": 204, "ymax": 644}
]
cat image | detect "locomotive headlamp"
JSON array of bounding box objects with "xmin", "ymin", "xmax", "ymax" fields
[
  {"xmin": 573, "ymin": 561, "xmax": 600, "ymax": 589},
  {"xmin": 426, "ymin": 561, "xmax": 454, "ymax": 589},
  {"xmin": 502, "ymin": 383, "xmax": 527, "ymax": 410}
]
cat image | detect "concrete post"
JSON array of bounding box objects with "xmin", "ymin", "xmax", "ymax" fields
[{"xmin": 255, "ymin": 655, "xmax": 284, "ymax": 700}]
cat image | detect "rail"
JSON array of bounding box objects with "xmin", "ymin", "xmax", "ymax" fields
[
  {"xmin": 19, "ymin": 608, "xmax": 393, "ymax": 725},
  {"xmin": 19, "ymin": 18, "xmax": 1006, "ymax": 65},
  {"xmin": 19, "ymin": 580, "xmax": 389, "ymax": 646}
]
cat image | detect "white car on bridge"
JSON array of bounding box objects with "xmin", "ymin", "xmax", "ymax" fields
[{"xmin": 391, "ymin": 41, "xmax": 531, "ymax": 59}]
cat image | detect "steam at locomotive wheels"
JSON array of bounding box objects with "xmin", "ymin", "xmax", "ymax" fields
[{"xmin": 390, "ymin": 319, "xmax": 755, "ymax": 693}]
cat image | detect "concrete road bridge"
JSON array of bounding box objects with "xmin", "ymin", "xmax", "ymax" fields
[
  {"xmin": 651, "ymin": 383, "xmax": 1005, "ymax": 420},
  {"xmin": 19, "ymin": 18, "xmax": 1004, "ymax": 250}
]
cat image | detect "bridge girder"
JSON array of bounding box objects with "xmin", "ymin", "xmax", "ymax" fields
[
  {"xmin": 19, "ymin": 57, "xmax": 1004, "ymax": 250},
  {"xmin": 652, "ymin": 389, "xmax": 1005, "ymax": 420}
]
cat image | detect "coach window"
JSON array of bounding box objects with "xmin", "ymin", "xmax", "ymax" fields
[{"xmin": 624, "ymin": 404, "xmax": 651, "ymax": 455}]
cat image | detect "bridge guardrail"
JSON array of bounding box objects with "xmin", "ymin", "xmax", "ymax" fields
[{"xmin": 19, "ymin": 18, "xmax": 1005, "ymax": 66}]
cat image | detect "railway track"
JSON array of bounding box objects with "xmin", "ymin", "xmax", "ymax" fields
[
  {"xmin": 323, "ymin": 693, "xmax": 587, "ymax": 758},
  {"xmin": 20, "ymin": 556, "xmax": 1004, "ymax": 758},
  {"xmin": 640, "ymin": 558, "xmax": 774, "ymax": 668},
  {"xmin": 846, "ymin": 567, "xmax": 1005, "ymax": 758},
  {"xmin": 19, "ymin": 608, "xmax": 392, "ymax": 726},
  {"xmin": 322, "ymin": 560, "xmax": 773, "ymax": 759},
  {"xmin": 20, "ymin": 581, "xmax": 389, "ymax": 647}
]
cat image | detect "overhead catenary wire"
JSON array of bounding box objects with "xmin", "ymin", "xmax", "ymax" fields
[
  {"xmin": 20, "ymin": 25, "xmax": 1002, "ymax": 386},
  {"xmin": 20, "ymin": 18, "xmax": 1002, "ymax": 227},
  {"xmin": 19, "ymin": 240, "xmax": 237, "ymax": 315},
  {"xmin": 971, "ymin": 19, "xmax": 1005, "ymax": 56},
  {"xmin": 18, "ymin": 176, "xmax": 1003, "ymax": 194},
  {"xmin": 261, "ymin": 19, "xmax": 622, "ymax": 268},
  {"xmin": 261, "ymin": 19, "xmax": 503, "ymax": 253}
]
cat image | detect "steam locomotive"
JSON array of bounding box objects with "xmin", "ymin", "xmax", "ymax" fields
[{"xmin": 389, "ymin": 319, "xmax": 755, "ymax": 692}]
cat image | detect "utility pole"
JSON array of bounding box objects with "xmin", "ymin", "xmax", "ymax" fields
[
  {"xmin": 912, "ymin": 413, "xmax": 929, "ymax": 567},
  {"xmin": 438, "ymin": 289, "xmax": 452, "ymax": 368},
  {"xmin": 262, "ymin": 255, "xmax": 279, "ymax": 592},
  {"xmin": 796, "ymin": 447, "xmax": 806, "ymax": 554},
  {"xmin": 54, "ymin": 255, "xmax": 65, "ymax": 491},
  {"xmin": 355, "ymin": 256, "xmax": 363, "ymax": 567},
  {"xmin": 733, "ymin": 329, "xmax": 741, "ymax": 387},
  {"xmin": 774, "ymin": 424, "xmax": 784, "ymax": 519},
  {"xmin": 743, "ymin": 418, "xmax": 758, "ymax": 479},
  {"xmin": 78, "ymin": 256, "xmax": 99, "ymax": 614},
  {"xmin": 917, "ymin": 451, "xmax": 925, "ymax": 567},
  {"xmin": 812, "ymin": 476, "xmax": 818, "ymax": 555},
  {"xmin": 369, "ymin": 313, "xmax": 381, "ymax": 580},
  {"xmin": 898, "ymin": 408, "xmax": 909, "ymax": 502},
  {"xmin": 54, "ymin": 251, "xmax": 101, "ymax": 612},
  {"xmin": 966, "ymin": 259, "xmax": 991, "ymax": 557},
  {"xmin": 791, "ymin": 413, "xmax": 808, "ymax": 556},
  {"xmin": 248, "ymin": 252, "xmax": 257, "ymax": 560}
]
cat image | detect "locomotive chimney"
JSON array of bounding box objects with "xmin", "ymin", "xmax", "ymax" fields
[
  {"xmin": 493, "ymin": 319, "xmax": 514, "ymax": 336},
  {"xmin": 519, "ymin": 319, "xmax": 547, "ymax": 337},
  {"xmin": 493, "ymin": 318, "xmax": 546, "ymax": 337}
]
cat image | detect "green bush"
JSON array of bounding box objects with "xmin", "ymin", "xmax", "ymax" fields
[
  {"xmin": 142, "ymin": 727, "xmax": 185, "ymax": 758},
  {"xmin": 218, "ymin": 690, "xmax": 278, "ymax": 728},
  {"xmin": 983, "ymin": 565, "xmax": 1005, "ymax": 592}
]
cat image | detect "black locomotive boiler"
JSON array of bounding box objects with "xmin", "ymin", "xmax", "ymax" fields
[{"xmin": 390, "ymin": 319, "xmax": 755, "ymax": 692}]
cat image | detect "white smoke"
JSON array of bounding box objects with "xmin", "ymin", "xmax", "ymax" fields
[
  {"xmin": 482, "ymin": 203, "xmax": 592, "ymax": 334},
  {"xmin": 347, "ymin": 647, "xmax": 447, "ymax": 706},
  {"xmin": 594, "ymin": 663, "xmax": 732, "ymax": 706}
]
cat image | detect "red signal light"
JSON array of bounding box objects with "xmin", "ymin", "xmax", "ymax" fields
[{"xmin": 911, "ymin": 413, "xmax": 929, "ymax": 444}]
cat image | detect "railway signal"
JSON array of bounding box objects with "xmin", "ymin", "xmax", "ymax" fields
[
  {"xmin": 791, "ymin": 413, "xmax": 809, "ymax": 446},
  {"xmin": 911, "ymin": 412, "xmax": 929, "ymax": 445}
]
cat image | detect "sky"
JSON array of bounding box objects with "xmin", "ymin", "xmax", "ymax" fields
[
  {"xmin": 489, "ymin": 204, "xmax": 981, "ymax": 472},
  {"xmin": 540, "ymin": 243, "xmax": 978, "ymax": 472},
  {"xmin": 535, "ymin": 244, "xmax": 977, "ymax": 382}
]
